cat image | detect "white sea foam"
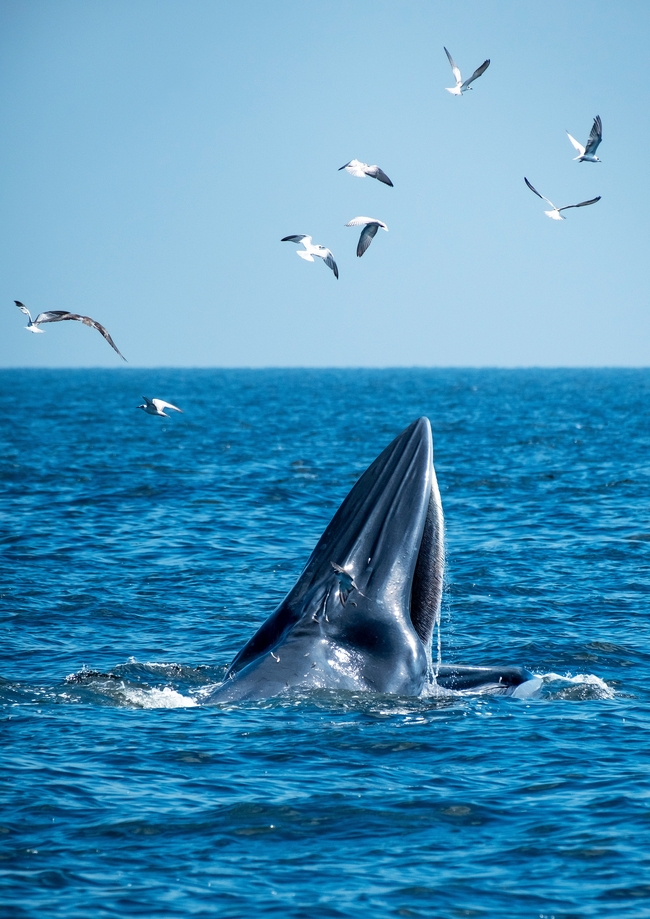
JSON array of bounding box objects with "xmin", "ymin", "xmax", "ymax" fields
[
  {"xmin": 534, "ymin": 671, "xmax": 615, "ymax": 700},
  {"xmin": 119, "ymin": 686, "xmax": 198, "ymax": 709}
]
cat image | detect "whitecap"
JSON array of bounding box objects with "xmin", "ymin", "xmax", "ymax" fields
[
  {"xmin": 514, "ymin": 672, "xmax": 614, "ymax": 701},
  {"xmin": 118, "ymin": 686, "xmax": 198, "ymax": 709}
]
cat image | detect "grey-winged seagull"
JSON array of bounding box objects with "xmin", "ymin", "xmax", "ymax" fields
[
  {"xmin": 444, "ymin": 47, "xmax": 490, "ymax": 95},
  {"xmin": 524, "ymin": 178, "xmax": 601, "ymax": 220},
  {"xmin": 338, "ymin": 160, "xmax": 393, "ymax": 187},
  {"xmin": 14, "ymin": 300, "xmax": 126, "ymax": 360},
  {"xmin": 345, "ymin": 217, "xmax": 388, "ymax": 257},
  {"xmin": 281, "ymin": 236, "xmax": 339, "ymax": 279},
  {"xmin": 330, "ymin": 561, "xmax": 361, "ymax": 606},
  {"xmin": 138, "ymin": 397, "xmax": 183, "ymax": 418},
  {"xmin": 567, "ymin": 115, "xmax": 602, "ymax": 162}
]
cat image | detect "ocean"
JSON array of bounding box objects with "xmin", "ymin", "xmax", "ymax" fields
[{"xmin": 2, "ymin": 368, "xmax": 650, "ymax": 918}]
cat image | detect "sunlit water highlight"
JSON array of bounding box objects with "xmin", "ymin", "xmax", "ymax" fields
[{"xmin": 2, "ymin": 368, "xmax": 650, "ymax": 918}]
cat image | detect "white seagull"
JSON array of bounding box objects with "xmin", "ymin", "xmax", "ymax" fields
[
  {"xmin": 14, "ymin": 300, "xmax": 126, "ymax": 360},
  {"xmin": 281, "ymin": 236, "xmax": 338, "ymax": 279},
  {"xmin": 138, "ymin": 397, "xmax": 183, "ymax": 418},
  {"xmin": 524, "ymin": 178, "xmax": 601, "ymax": 220},
  {"xmin": 345, "ymin": 217, "xmax": 388, "ymax": 257},
  {"xmin": 330, "ymin": 561, "xmax": 361, "ymax": 606},
  {"xmin": 338, "ymin": 159, "xmax": 393, "ymax": 187},
  {"xmin": 567, "ymin": 115, "xmax": 602, "ymax": 162},
  {"xmin": 444, "ymin": 47, "xmax": 490, "ymax": 95}
]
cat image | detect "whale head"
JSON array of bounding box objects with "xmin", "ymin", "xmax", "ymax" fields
[{"xmin": 207, "ymin": 417, "xmax": 444, "ymax": 702}]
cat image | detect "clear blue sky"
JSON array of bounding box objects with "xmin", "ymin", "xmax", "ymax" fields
[{"xmin": 1, "ymin": 0, "xmax": 648, "ymax": 367}]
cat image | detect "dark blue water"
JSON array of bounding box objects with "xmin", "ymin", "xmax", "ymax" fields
[{"xmin": 2, "ymin": 369, "xmax": 650, "ymax": 918}]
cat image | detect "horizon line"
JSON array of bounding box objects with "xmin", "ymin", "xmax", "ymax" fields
[{"xmin": 2, "ymin": 365, "xmax": 650, "ymax": 372}]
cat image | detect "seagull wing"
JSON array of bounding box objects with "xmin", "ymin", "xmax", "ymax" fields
[
  {"xmin": 524, "ymin": 177, "xmax": 556, "ymax": 209},
  {"xmin": 357, "ymin": 223, "xmax": 380, "ymax": 258},
  {"xmin": 339, "ymin": 159, "xmax": 368, "ymax": 178},
  {"xmin": 32, "ymin": 311, "xmax": 127, "ymax": 360},
  {"xmin": 444, "ymin": 47, "xmax": 462, "ymax": 86},
  {"xmin": 322, "ymin": 250, "xmax": 338, "ymax": 279},
  {"xmin": 558, "ymin": 196, "xmax": 601, "ymax": 213},
  {"xmin": 584, "ymin": 115, "xmax": 602, "ymax": 156},
  {"xmin": 14, "ymin": 300, "xmax": 33, "ymax": 322},
  {"xmin": 345, "ymin": 216, "xmax": 374, "ymax": 227},
  {"xmin": 566, "ymin": 131, "xmax": 585, "ymax": 156},
  {"xmin": 461, "ymin": 58, "xmax": 490, "ymax": 90},
  {"xmin": 142, "ymin": 397, "xmax": 154, "ymax": 406},
  {"xmin": 152, "ymin": 399, "xmax": 183, "ymax": 413},
  {"xmin": 366, "ymin": 165, "xmax": 393, "ymax": 187},
  {"xmin": 281, "ymin": 235, "xmax": 309, "ymax": 244}
]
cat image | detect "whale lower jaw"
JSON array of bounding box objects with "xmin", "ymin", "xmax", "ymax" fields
[{"xmin": 434, "ymin": 665, "xmax": 534, "ymax": 693}]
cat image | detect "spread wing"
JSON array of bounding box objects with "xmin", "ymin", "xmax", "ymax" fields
[
  {"xmin": 32, "ymin": 311, "xmax": 127, "ymax": 360},
  {"xmin": 323, "ymin": 251, "xmax": 338, "ymax": 279},
  {"xmin": 524, "ymin": 177, "xmax": 556, "ymax": 209},
  {"xmin": 444, "ymin": 47, "xmax": 462, "ymax": 86},
  {"xmin": 281, "ymin": 235, "xmax": 308, "ymax": 243},
  {"xmin": 461, "ymin": 58, "xmax": 490, "ymax": 90},
  {"xmin": 339, "ymin": 160, "xmax": 368, "ymax": 178},
  {"xmin": 345, "ymin": 216, "xmax": 374, "ymax": 227},
  {"xmin": 357, "ymin": 223, "xmax": 379, "ymax": 258},
  {"xmin": 584, "ymin": 115, "xmax": 602, "ymax": 156},
  {"xmin": 152, "ymin": 399, "xmax": 183, "ymax": 413},
  {"xmin": 558, "ymin": 196, "xmax": 601, "ymax": 213},
  {"xmin": 14, "ymin": 300, "xmax": 33, "ymax": 321},
  {"xmin": 366, "ymin": 165, "xmax": 393, "ymax": 187},
  {"xmin": 566, "ymin": 131, "xmax": 585, "ymax": 156}
]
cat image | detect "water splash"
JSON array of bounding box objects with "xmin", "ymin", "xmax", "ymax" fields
[{"xmin": 118, "ymin": 685, "xmax": 198, "ymax": 708}]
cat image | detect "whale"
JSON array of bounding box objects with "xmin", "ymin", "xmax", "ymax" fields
[{"xmin": 206, "ymin": 417, "xmax": 533, "ymax": 703}]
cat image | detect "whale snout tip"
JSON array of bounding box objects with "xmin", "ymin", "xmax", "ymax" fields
[{"xmin": 409, "ymin": 416, "xmax": 433, "ymax": 451}]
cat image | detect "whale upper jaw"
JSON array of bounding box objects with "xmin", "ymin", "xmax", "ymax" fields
[{"xmin": 207, "ymin": 417, "xmax": 445, "ymax": 703}]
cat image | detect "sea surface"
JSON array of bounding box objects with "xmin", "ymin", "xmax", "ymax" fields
[{"xmin": 2, "ymin": 368, "xmax": 650, "ymax": 919}]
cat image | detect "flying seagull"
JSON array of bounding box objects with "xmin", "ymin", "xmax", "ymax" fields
[
  {"xmin": 444, "ymin": 47, "xmax": 490, "ymax": 95},
  {"xmin": 345, "ymin": 217, "xmax": 388, "ymax": 257},
  {"xmin": 281, "ymin": 236, "xmax": 338, "ymax": 279},
  {"xmin": 14, "ymin": 301, "xmax": 126, "ymax": 360},
  {"xmin": 338, "ymin": 159, "xmax": 393, "ymax": 187},
  {"xmin": 567, "ymin": 115, "xmax": 602, "ymax": 162},
  {"xmin": 524, "ymin": 178, "xmax": 601, "ymax": 220},
  {"xmin": 138, "ymin": 397, "xmax": 183, "ymax": 418}
]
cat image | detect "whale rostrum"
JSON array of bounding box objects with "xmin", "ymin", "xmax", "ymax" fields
[{"xmin": 206, "ymin": 417, "xmax": 532, "ymax": 702}]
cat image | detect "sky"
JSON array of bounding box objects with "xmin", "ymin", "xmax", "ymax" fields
[{"xmin": 0, "ymin": 0, "xmax": 649, "ymax": 368}]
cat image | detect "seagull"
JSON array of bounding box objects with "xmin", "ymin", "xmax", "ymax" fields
[
  {"xmin": 331, "ymin": 562, "xmax": 358, "ymax": 605},
  {"xmin": 14, "ymin": 301, "xmax": 126, "ymax": 360},
  {"xmin": 566, "ymin": 115, "xmax": 602, "ymax": 162},
  {"xmin": 281, "ymin": 236, "xmax": 338, "ymax": 279},
  {"xmin": 345, "ymin": 217, "xmax": 388, "ymax": 257},
  {"xmin": 138, "ymin": 397, "xmax": 183, "ymax": 417},
  {"xmin": 444, "ymin": 47, "xmax": 490, "ymax": 95},
  {"xmin": 338, "ymin": 159, "xmax": 393, "ymax": 187},
  {"xmin": 524, "ymin": 178, "xmax": 601, "ymax": 220}
]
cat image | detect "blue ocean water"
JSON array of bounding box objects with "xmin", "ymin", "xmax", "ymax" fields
[{"xmin": 2, "ymin": 368, "xmax": 650, "ymax": 919}]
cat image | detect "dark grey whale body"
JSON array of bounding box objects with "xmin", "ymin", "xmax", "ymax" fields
[{"xmin": 206, "ymin": 417, "xmax": 533, "ymax": 703}]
